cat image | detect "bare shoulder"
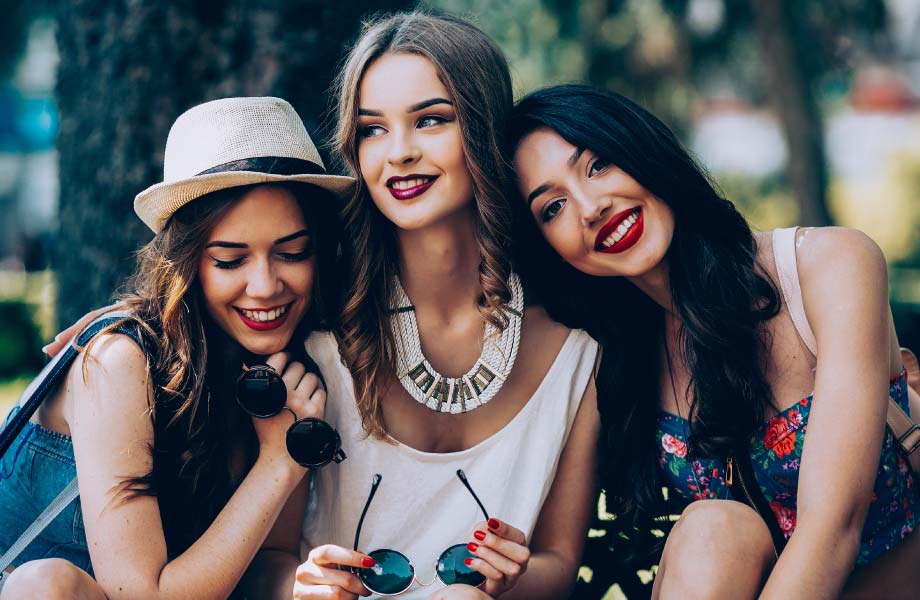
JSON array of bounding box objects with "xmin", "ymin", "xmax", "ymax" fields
[
  {"xmin": 794, "ymin": 226, "xmax": 887, "ymax": 289},
  {"xmin": 67, "ymin": 332, "xmax": 152, "ymax": 417}
]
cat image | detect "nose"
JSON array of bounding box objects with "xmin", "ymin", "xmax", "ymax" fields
[
  {"xmin": 572, "ymin": 188, "xmax": 613, "ymax": 229},
  {"xmin": 246, "ymin": 259, "xmax": 283, "ymax": 299},
  {"xmin": 386, "ymin": 128, "xmax": 420, "ymax": 166}
]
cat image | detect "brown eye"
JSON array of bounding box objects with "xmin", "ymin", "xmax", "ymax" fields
[{"xmin": 541, "ymin": 199, "xmax": 565, "ymax": 223}]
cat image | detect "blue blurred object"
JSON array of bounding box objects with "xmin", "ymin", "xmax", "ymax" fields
[{"xmin": 17, "ymin": 96, "xmax": 57, "ymax": 152}]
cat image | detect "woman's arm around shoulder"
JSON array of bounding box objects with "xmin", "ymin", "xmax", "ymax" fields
[
  {"xmin": 761, "ymin": 226, "xmax": 893, "ymax": 599},
  {"xmin": 68, "ymin": 334, "xmax": 310, "ymax": 600}
]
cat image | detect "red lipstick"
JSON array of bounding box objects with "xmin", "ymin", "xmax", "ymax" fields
[
  {"xmin": 235, "ymin": 303, "xmax": 292, "ymax": 331},
  {"xmin": 386, "ymin": 174, "xmax": 437, "ymax": 200},
  {"xmin": 595, "ymin": 207, "xmax": 643, "ymax": 254}
]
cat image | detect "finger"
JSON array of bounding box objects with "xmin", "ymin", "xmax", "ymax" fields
[
  {"xmin": 294, "ymin": 371, "xmax": 323, "ymax": 398},
  {"xmin": 465, "ymin": 555, "xmax": 504, "ymax": 582},
  {"xmin": 281, "ymin": 361, "xmax": 307, "ymax": 391},
  {"xmin": 295, "ymin": 565, "xmax": 368, "ymax": 597},
  {"xmin": 292, "ymin": 583, "xmax": 361, "ymax": 600},
  {"xmin": 485, "ymin": 518, "xmax": 527, "ymax": 546},
  {"xmin": 43, "ymin": 303, "xmax": 121, "ymax": 356},
  {"xmin": 471, "ymin": 527, "xmax": 530, "ymax": 565},
  {"xmin": 467, "ymin": 541, "xmax": 526, "ymax": 580},
  {"xmin": 308, "ymin": 544, "xmax": 376, "ymax": 570},
  {"xmin": 263, "ymin": 351, "xmax": 291, "ymax": 374}
]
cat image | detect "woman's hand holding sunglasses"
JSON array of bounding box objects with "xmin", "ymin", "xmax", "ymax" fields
[
  {"xmin": 293, "ymin": 544, "xmax": 373, "ymax": 599},
  {"xmin": 247, "ymin": 352, "xmax": 326, "ymax": 471},
  {"xmin": 465, "ymin": 518, "xmax": 530, "ymax": 597}
]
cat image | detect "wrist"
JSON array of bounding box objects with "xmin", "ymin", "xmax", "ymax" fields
[{"xmin": 254, "ymin": 453, "xmax": 308, "ymax": 488}]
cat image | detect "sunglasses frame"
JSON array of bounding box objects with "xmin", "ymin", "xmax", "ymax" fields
[
  {"xmin": 236, "ymin": 364, "xmax": 346, "ymax": 468},
  {"xmin": 353, "ymin": 470, "xmax": 490, "ymax": 596}
]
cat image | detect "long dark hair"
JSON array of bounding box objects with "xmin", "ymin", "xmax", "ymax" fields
[
  {"xmin": 508, "ymin": 85, "xmax": 779, "ymax": 541},
  {"xmin": 104, "ymin": 181, "xmax": 339, "ymax": 557},
  {"xmin": 332, "ymin": 11, "xmax": 516, "ymax": 438}
]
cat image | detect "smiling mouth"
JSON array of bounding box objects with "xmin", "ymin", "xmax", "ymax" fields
[
  {"xmin": 595, "ymin": 207, "xmax": 643, "ymax": 253},
  {"xmin": 386, "ymin": 175, "xmax": 438, "ymax": 200},
  {"xmin": 234, "ymin": 302, "xmax": 293, "ymax": 331}
]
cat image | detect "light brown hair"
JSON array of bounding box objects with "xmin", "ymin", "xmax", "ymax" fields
[{"xmin": 332, "ymin": 11, "xmax": 516, "ymax": 438}]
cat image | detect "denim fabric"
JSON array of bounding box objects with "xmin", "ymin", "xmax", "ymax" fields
[{"xmin": 0, "ymin": 406, "xmax": 92, "ymax": 574}]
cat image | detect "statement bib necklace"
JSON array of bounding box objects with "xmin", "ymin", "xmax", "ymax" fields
[{"xmin": 388, "ymin": 273, "xmax": 524, "ymax": 414}]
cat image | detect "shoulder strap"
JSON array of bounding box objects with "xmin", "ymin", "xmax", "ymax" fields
[
  {"xmin": 0, "ymin": 477, "xmax": 80, "ymax": 575},
  {"xmin": 0, "ymin": 313, "xmax": 143, "ymax": 573},
  {"xmin": 0, "ymin": 314, "xmax": 138, "ymax": 458},
  {"xmin": 772, "ymin": 227, "xmax": 817, "ymax": 357},
  {"xmin": 773, "ymin": 229, "xmax": 920, "ymax": 467}
]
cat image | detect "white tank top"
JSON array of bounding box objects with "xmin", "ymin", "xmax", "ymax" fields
[{"xmin": 301, "ymin": 329, "xmax": 598, "ymax": 599}]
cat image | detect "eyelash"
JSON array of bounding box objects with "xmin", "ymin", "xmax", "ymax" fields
[
  {"xmin": 541, "ymin": 199, "xmax": 565, "ymax": 223},
  {"xmin": 588, "ymin": 157, "xmax": 610, "ymax": 176},
  {"xmin": 211, "ymin": 247, "xmax": 314, "ymax": 270},
  {"xmin": 358, "ymin": 114, "xmax": 451, "ymax": 138}
]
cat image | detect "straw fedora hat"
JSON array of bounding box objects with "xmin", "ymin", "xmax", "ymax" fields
[{"xmin": 134, "ymin": 96, "xmax": 355, "ymax": 232}]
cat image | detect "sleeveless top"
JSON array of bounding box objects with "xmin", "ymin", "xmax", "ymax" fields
[
  {"xmin": 301, "ymin": 329, "xmax": 598, "ymax": 599},
  {"xmin": 657, "ymin": 227, "xmax": 919, "ymax": 566}
]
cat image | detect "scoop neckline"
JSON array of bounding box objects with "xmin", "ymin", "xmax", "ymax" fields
[{"xmin": 384, "ymin": 329, "xmax": 582, "ymax": 460}]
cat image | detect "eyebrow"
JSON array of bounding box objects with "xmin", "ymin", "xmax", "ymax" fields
[
  {"xmin": 526, "ymin": 147, "xmax": 586, "ymax": 206},
  {"xmin": 357, "ymin": 97, "xmax": 453, "ymax": 118},
  {"xmin": 206, "ymin": 229, "xmax": 309, "ymax": 249}
]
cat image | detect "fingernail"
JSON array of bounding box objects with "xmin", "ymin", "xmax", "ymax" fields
[
  {"xmin": 467, "ymin": 542, "xmax": 478, "ymax": 552},
  {"xmin": 41, "ymin": 344, "xmax": 50, "ymax": 354},
  {"xmin": 464, "ymin": 557, "xmax": 473, "ymax": 566},
  {"xmin": 474, "ymin": 530, "xmax": 486, "ymax": 541},
  {"xmin": 487, "ymin": 518, "xmax": 500, "ymax": 530},
  {"xmin": 362, "ymin": 557, "xmax": 376, "ymax": 568}
]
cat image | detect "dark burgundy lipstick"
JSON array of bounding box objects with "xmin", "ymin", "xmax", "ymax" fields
[{"xmin": 386, "ymin": 174, "xmax": 437, "ymax": 200}]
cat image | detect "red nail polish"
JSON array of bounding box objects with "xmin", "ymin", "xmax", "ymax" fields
[
  {"xmin": 487, "ymin": 518, "xmax": 500, "ymax": 530},
  {"xmin": 474, "ymin": 530, "xmax": 486, "ymax": 541},
  {"xmin": 362, "ymin": 557, "xmax": 376, "ymax": 568},
  {"xmin": 467, "ymin": 542, "xmax": 479, "ymax": 552},
  {"xmin": 464, "ymin": 557, "xmax": 473, "ymax": 566}
]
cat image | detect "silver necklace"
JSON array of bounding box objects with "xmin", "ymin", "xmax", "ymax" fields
[{"xmin": 388, "ymin": 273, "xmax": 524, "ymax": 414}]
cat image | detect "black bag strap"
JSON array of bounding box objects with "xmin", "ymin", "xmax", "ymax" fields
[
  {"xmin": 727, "ymin": 449, "xmax": 788, "ymax": 557},
  {"xmin": 0, "ymin": 314, "xmax": 141, "ymax": 459}
]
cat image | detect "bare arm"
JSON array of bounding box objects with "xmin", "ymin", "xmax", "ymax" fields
[
  {"xmin": 68, "ymin": 336, "xmax": 317, "ymax": 600},
  {"xmin": 760, "ymin": 228, "xmax": 893, "ymax": 599},
  {"xmin": 499, "ymin": 374, "xmax": 600, "ymax": 599}
]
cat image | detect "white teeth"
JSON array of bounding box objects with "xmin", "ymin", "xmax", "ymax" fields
[
  {"xmin": 241, "ymin": 305, "xmax": 288, "ymax": 322},
  {"xmin": 599, "ymin": 210, "xmax": 641, "ymax": 249},
  {"xmin": 391, "ymin": 178, "xmax": 430, "ymax": 190}
]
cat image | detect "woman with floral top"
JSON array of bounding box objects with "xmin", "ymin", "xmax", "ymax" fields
[{"xmin": 508, "ymin": 84, "xmax": 920, "ymax": 599}]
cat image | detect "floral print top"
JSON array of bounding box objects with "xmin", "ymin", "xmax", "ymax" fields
[{"xmin": 657, "ymin": 370, "xmax": 919, "ymax": 566}]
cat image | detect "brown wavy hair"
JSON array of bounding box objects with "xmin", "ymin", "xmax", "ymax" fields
[
  {"xmin": 332, "ymin": 11, "xmax": 516, "ymax": 438},
  {"xmin": 97, "ymin": 182, "xmax": 339, "ymax": 557}
]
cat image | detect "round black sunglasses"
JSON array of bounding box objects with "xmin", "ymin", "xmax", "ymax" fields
[
  {"xmin": 353, "ymin": 470, "xmax": 489, "ymax": 595},
  {"xmin": 236, "ymin": 364, "xmax": 346, "ymax": 468}
]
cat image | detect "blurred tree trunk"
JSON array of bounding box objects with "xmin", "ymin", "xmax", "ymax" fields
[
  {"xmin": 752, "ymin": 0, "xmax": 832, "ymax": 227},
  {"xmin": 54, "ymin": 0, "xmax": 411, "ymax": 326}
]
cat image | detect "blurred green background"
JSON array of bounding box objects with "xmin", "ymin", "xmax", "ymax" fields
[{"xmin": 1, "ymin": 1, "xmax": 919, "ymax": 598}]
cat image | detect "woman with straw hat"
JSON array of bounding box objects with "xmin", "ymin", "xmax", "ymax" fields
[{"xmin": 0, "ymin": 96, "xmax": 353, "ymax": 600}]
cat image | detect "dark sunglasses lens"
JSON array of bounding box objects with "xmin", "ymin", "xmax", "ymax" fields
[
  {"xmin": 360, "ymin": 549, "xmax": 414, "ymax": 595},
  {"xmin": 286, "ymin": 418, "xmax": 340, "ymax": 468},
  {"xmin": 437, "ymin": 543, "xmax": 485, "ymax": 587},
  {"xmin": 236, "ymin": 368, "xmax": 286, "ymax": 418}
]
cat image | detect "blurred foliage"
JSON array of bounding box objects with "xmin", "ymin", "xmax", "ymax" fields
[{"xmin": 0, "ymin": 300, "xmax": 43, "ymax": 378}]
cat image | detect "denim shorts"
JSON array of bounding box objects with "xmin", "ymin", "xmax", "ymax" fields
[{"xmin": 0, "ymin": 406, "xmax": 92, "ymax": 574}]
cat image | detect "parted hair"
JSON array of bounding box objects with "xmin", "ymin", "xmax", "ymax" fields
[
  {"xmin": 97, "ymin": 182, "xmax": 339, "ymax": 557},
  {"xmin": 332, "ymin": 11, "xmax": 516, "ymax": 438}
]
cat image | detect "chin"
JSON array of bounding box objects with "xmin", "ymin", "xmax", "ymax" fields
[{"xmin": 239, "ymin": 335, "xmax": 293, "ymax": 358}]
